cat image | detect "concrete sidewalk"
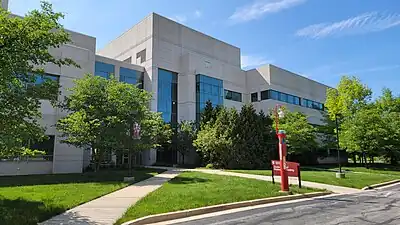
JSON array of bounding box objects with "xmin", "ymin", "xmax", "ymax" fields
[
  {"xmin": 39, "ymin": 170, "xmax": 181, "ymax": 225},
  {"xmin": 193, "ymin": 169, "xmax": 360, "ymax": 194}
]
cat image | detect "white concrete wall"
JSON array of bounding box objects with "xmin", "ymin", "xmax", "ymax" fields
[
  {"xmin": 97, "ymin": 12, "xmax": 331, "ymax": 165},
  {"xmin": 40, "ymin": 31, "xmax": 96, "ymax": 174},
  {"xmin": 246, "ymin": 64, "xmax": 328, "ymax": 125},
  {"xmin": 0, "ymin": 160, "xmax": 53, "ymax": 176}
]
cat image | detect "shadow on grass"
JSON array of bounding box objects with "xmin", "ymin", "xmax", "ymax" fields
[
  {"xmin": 0, "ymin": 168, "xmax": 165, "ymax": 188},
  {"xmin": 0, "ymin": 196, "xmax": 102, "ymax": 225},
  {"xmin": 168, "ymin": 177, "xmax": 209, "ymax": 185},
  {"xmin": 0, "ymin": 196, "xmax": 65, "ymax": 225}
]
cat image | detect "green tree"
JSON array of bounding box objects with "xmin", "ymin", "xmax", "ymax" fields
[
  {"xmin": 374, "ymin": 88, "xmax": 400, "ymax": 164},
  {"xmin": 340, "ymin": 106, "xmax": 384, "ymax": 166},
  {"xmin": 0, "ymin": 2, "xmax": 77, "ymax": 156},
  {"xmin": 232, "ymin": 105, "xmax": 274, "ymax": 169},
  {"xmin": 195, "ymin": 105, "xmax": 275, "ymax": 169},
  {"xmin": 199, "ymin": 100, "xmax": 222, "ymax": 127},
  {"xmin": 195, "ymin": 107, "xmax": 237, "ymax": 168},
  {"xmin": 325, "ymin": 76, "xmax": 374, "ymax": 165},
  {"xmin": 325, "ymin": 76, "xmax": 372, "ymax": 120},
  {"xmin": 274, "ymin": 109, "xmax": 318, "ymax": 154},
  {"xmin": 57, "ymin": 74, "xmax": 166, "ymax": 171},
  {"xmin": 176, "ymin": 121, "xmax": 197, "ymax": 164}
]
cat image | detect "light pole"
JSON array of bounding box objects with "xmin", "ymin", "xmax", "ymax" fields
[
  {"xmin": 274, "ymin": 105, "xmax": 289, "ymax": 192},
  {"xmin": 335, "ymin": 114, "xmax": 345, "ymax": 178},
  {"xmin": 335, "ymin": 115, "xmax": 341, "ymax": 173}
]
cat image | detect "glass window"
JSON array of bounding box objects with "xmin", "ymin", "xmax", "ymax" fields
[
  {"xmin": 279, "ymin": 92, "xmax": 288, "ymax": 102},
  {"xmin": 307, "ymin": 100, "xmax": 313, "ymax": 108},
  {"xmin": 30, "ymin": 135, "xmax": 55, "ymax": 161},
  {"xmin": 224, "ymin": 89, "xmax": 242, "ymax": 102},
  {"xmin": 261, "ymin": 90, "xmax": 268, "ymax": 100},
  {"xmin": 251, "ymin": 92, "xmax": 258, "ymax": 102},
  {"xmin": 34, "ymin": 74, "xmax": 59, "ymax": 85},
  {"xmin": 287, "ymin": 95, "xmax": 294, "ymax": 104},
  {"xmin": 301, "ymin": 98, "xmax": 307, "ymax": 107},
  {"xmin": 224, "ymin": 89, "xmax": 232, "ymax": 100},
  {"xmin": 270, "ymin": 90, "xmax": 279, "ymax": 100},
  {"xmin": 120, "ymin": 67, "xmax": 143, "ymax": 88},
  {"xmin": 294, "ymin": 97, "xmax": 300, "ymax": 105},
  {"xmin": 95, "ymin": 61, "xmax": 115, "ymax": 79},
  {"xmin": 158, "ymin": 69, "xmax": 178, "ymax": 125},
  {"xmin": 196, "ymin": 74, "xmax": 223, "ymax": 121}
]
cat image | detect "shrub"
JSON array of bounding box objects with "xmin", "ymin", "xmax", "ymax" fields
[{"xmin": 206, "ymin": 163, "xmax": 214, "ymax": 169}]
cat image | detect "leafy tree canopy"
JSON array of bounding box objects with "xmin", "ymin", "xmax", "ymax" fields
[{"xmin": 0, "ymin": 2, "xmax": 76, "ymax": 156}]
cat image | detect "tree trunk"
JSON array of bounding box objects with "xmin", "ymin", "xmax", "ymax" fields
[
  {"xmin": 352, "ymin": 155, "xmax": 356, "ymax": 165},
  {"xmin": 128, "ymin": 149, "xmax": 132, "ymax": 176},
  {"xmin": 182, "ymin": 153, "xmax": 185, "ymax": 165},
  {"xmin": 95, "ymin": 150, "xmax": 104, "ymax": 172}
]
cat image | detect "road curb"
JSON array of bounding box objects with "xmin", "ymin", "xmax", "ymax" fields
[
  {"xmin": 362, "ymin": 179, "xmax": 400, "ymax": 190},
  {"xmin": 121, "ymin": 192, "xmax": 330, "ymax": 225}
]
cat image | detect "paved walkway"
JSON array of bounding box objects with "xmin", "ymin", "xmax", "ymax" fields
[
  {"xmin": 40, "ymin": 170, "xmax": 181, "ymax": 225},
  {"xmin": 192, "ymin": 169, "xmax": 360, "ymax": 194}
]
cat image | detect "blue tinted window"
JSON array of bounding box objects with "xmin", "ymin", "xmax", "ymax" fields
[
  {"xmin": 95, "ymin": 61, "xmax": 114, "ymax": 79},
  {"xmin": 196, "ymin": 74, "xmax": 223, "ymax": 121},
  {"xmin": 34, "ymin": 74, "xmax": 59, "ymax": 85},
  {"xmin": 120, "ymin": 67, "xmax": 144, "ymax": 88},
  {"xmin": 301, "ymin": 98, "xmax": 307, "ymax": 106},
  {"xmin": 307, "ymin": 100, "xmax": 313, "ymax": 108},
  {"xmin": 294, "ymin": 97, "xmax": 300, "ymax": 105},
  {"xmin": 279, "ymin": 92, "xmax": 288, "ymax": 102},
  {"xmin": 287, "ymin": 95, "xmax": 294, "ymax": 104},
  {"xmin": 270, "ymin": 90, "xmax": 279, "ymax": 100},
  {"xmin": 158, "ymin": 69, "xmax": 177, "ymax": 124}
]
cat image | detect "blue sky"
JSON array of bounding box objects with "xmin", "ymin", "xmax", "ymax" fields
[{"xmin": 9, "ymin": 0, "xmax": 400, "ymax": 97}]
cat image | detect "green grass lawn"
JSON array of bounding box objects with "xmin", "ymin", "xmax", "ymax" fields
[
  {"xmin": 115, "ymin": 171, "xmax": 320, "ymax": 225},
  {"xmin": 0, "ymin": 168, "xmax": 165, "ymax": 225},
  {"xmin": 229, "ymin": 168, "xmax": 400, "ymax": 189}
]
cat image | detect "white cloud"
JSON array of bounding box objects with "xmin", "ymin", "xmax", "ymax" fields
[
  {"xmin": 194, "ymin": 10, "xmax": 202, "ymax": 18},
  {"xmin": 339, "ymin": 65, "xmax": 400, "ymax": 75},
  {"xmin": 296, "ymin": 12, "xmax": 400, "ymax": 39},
  {"xmin": 241, "ymin": 55, "xmax": 273, "ymax": 69},
  {"xmin": 168, "ymin": 15, "xmax": 188, "ymax": 24},
  {"xmin": 168, "ymin": 10, "xmax": 202, "ymax": 24},
  {"xmin": 229, "ymin": 0, "xmax": 306, "ymax": 23}
]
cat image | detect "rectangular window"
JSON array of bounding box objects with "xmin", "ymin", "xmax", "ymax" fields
[
  {"xmin": 95, "ymin": 61, "xmax": 115, "ymax": 79},
  {"xmin": 120, "ymin": 67, "xmax": 144, "ymax": 89},
  {"xmin": 279, "ymin": 92, "xmax": 288, "ymax": 102},
  {"xmin": 261, "ymin": 90, "xmax": 268, "ymax": 100},
  {"xmin": 196, "ymin": 74, "xmax": 223, "ymax": 121},
  {"xmin": 30, "ymin": 135, "xmax": 55, "ymax": 161},
  {"xmin": 34, "ymin": 74, "xmax": 59, "ymax": 85},
  {"xmin": 294, "ymin": 97, "xmax": 300, "ymax": 105},
  {"xmin": 224, "ymin": 89, "xmax": 242, "ymax": 102},
  {"xmin": 270, "ymin": 90, "xmax": 279, "ymax": 100},
  {"xmin": 251, "ymin": 92, "xmax": 258, "ymax": 102},
  {"xmin": 158, "ymin": 69, "xmax": 178, "ymax": 125},
  {"xmin": 307, "ymin": 100, "xmax": 313, "ymax": 108},
  {"xmin": 287, "ymin": 95, "xmax": 294, "ymax": 104},
  {"xmin": 301, "ymin": 98, "xmax": 307, "ymax": 107},
  {"xmin": 28, "ymin": 74, "xmax": 60, "ymax": 100}
]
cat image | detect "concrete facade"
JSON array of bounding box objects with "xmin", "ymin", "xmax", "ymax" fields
[
  {"xmin": 1, "ymin": 8, "xmax": 331, "ymax": 175},
  {"xmin": 1, "ymin": 0, "xmax": 8, "ymax": 10}
]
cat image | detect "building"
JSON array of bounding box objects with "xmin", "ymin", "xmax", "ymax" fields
[{"xmin": 1, "ymin": 1, "xmax": 330, "ymax": 175}]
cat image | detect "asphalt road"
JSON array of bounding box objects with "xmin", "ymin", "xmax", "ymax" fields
[{"xmin": 172, "ymin": 184, "xmax": 400, "ymax": 225}]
